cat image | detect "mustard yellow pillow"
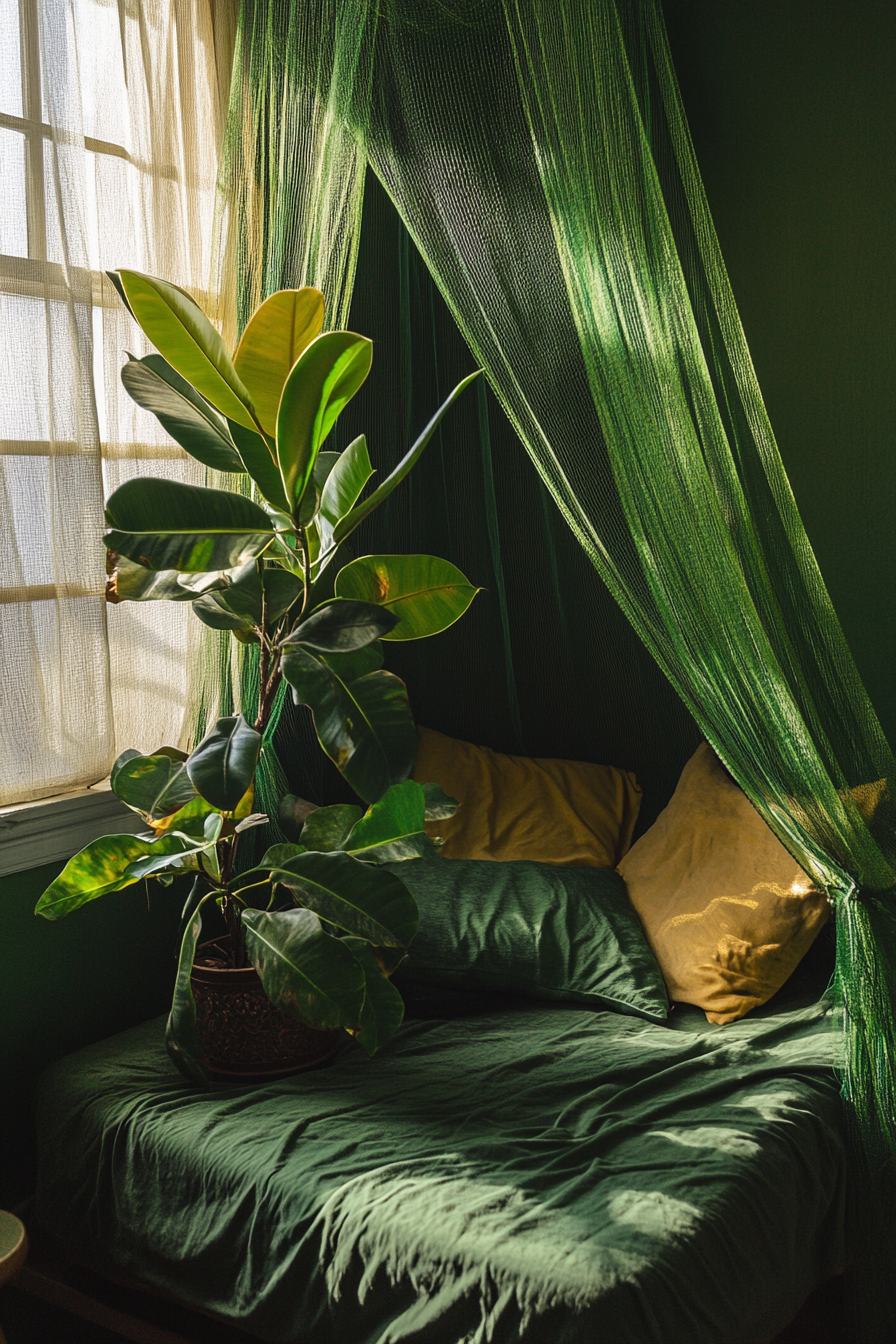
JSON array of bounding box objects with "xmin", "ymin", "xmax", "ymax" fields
[
  {"xmin": 616, "ymin": 742, "xmax": 830, "ymax": 1024},
  {"xmin": 411, "ymin": 725, "xmax": 642, "ymax": 867}
]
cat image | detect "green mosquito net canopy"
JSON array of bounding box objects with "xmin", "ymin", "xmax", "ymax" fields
[{"xmin": 219, "ymin": 0, "xmax": 896, "ymax": 1328}]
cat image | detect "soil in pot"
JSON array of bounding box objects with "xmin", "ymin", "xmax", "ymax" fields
[{"xmin": 191, "ymin": 936, "xmax": 341, "ymax": 1082}]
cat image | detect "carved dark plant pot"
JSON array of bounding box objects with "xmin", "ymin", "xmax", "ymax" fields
[{"xmin": 191, "ymin": 937, "xmax": 340, "ymax": 1082}]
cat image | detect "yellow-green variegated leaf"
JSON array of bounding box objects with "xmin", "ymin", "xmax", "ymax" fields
[
  {"xmin": 116, "ymin": 269, "xmax": 256, "ymax": 431},
  {"xmin": 233, "ymin": 288, "xmax": 324, "ymax": 435},
  {"xmin": 334, "ymin": 554, "xmax": 481, "ymax": 640},
  {"xmin": 34, "ymin": 832, "xmax": 203, "ymax": 919}
]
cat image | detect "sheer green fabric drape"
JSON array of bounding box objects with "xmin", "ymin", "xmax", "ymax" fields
[{"xmin": 221, "ymin": 0, "xmax": 896, "ymax": 1330}]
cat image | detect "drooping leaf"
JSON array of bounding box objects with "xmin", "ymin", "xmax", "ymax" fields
[
  {"xmin": 186, "ymin": 714, "xmax": 262, "ymax": 812},
  {"xmin": 281, "ymin": 644, "xmax": 416, "ymax": 803},
  {"xmin": 335, "ymin": 554, "xmax": 480, "ymax": 640},
  {"xmin": 104, "ymin": 477, "xmax": 274, "ymax": 573},
  {"xmin": 111, "ymin": 750, "xmax": 197, "ymax": 820},
  {"xmin": 34, "ymin": 834, "xmax": 169, "ymax": 919},
  {"xmin": 116, "ymin": 269, "xmax": 256, "ymax": 430},
  {"xmin": 318, "ymin": 434, "xmax": 374, "ymax": 560},
  {"xmin": 233, "ymin": 288, "xmax": 324, "ymax": 435},
  {"xmin": 121, "ymin": 354, "xmax": 245, "ymax": 474},
  {"xmin": 343, "ymin": 781, "xmax": 432, "ymax": 863},
  {"xmin": 344, "ymin": 937, "xmax": 407, "ymax": 1054},
  {"xmin": 242, "ymin": 907, "xmax": 365, "ymax": 1030},
  {"xmin": 106, "ymin": 554, "xmax": 212, "ymax": 604},
  {"xmin": 283, "ymin": 599, "xmax": 398, "ymax": 654},
  {"xmin": 333, "ymin": 370, "xmax": 482, "ymax": 544},
  {"xmin": 299, "ymin": 803, "xmax": 363, "ymax": 851},
  {"xmin": 165, "ymin": 884, "xmax": 211, "ymax": 1087},
  {"xmin": 421, "ymin": 782, "xmax": 460, "ymax": 821},
  {"xmin": 227, "ymin": 418, "xmax": 291, "ymax": 511},
  {"xmin": 265, "ymin": 849, "xmax": 418, "ymax": 947},
  {"xmin": 123, "ymin": 817, "xmax": 222, "ymax": 881},
  {"xmin": 276, "ymin": 332, "xmax": 373, "ymax": 506}
]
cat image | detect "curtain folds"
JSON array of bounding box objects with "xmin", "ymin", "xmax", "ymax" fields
[
  {"xmin": 223, "ymin": 0, "xmax": 895, "ymax": 1331},
  {"xmin": 0, "ymin": 0, "xmax": 231, "ymax": 806}
]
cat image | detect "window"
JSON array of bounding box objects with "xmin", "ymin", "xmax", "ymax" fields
[{"xmin": 0, "ymin": 0, "xmax": 227, "ymax": 807}]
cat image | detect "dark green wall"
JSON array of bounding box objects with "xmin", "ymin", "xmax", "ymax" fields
[
  {"xmin": 0, "ymin": 863, "xmax": 183, "ymax": 1206},
  {"xmin": 663, "ymin": 0, "xmax": 896, "ymax": 745}
]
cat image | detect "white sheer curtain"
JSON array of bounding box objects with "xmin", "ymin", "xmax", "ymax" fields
[{"xmin": 0, "ymin": 0, "xmax": 234, "ymax": 806}]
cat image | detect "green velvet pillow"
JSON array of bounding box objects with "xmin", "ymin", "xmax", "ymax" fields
[{"xmin": 388, "ymin": 858, "xmax": 668, "ymax": 1023}]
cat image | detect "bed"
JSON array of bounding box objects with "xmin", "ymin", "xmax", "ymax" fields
[{"xmin": 34, "ymin": 944, "xmax": 844, "ymax": 1344}]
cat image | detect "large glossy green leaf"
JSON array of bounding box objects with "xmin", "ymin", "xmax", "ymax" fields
[
  {"xmin": 276, "ymin": 332, "xmax": 373, "ymax": 507},
  {"xmin": 312, "ymin": 451, "xmax": 341, "ymax": 490},
  {"xmin": 281, "ymin": 644, "xmax": 416, "ymax": 802},
  {"xmin": 317, "ymin": 434, "xmax": 374, "ymax": 562},
  {"xmin": 120, "ymin": 354, "xmax": 245, "ymax": 474},
  {"xmin": 335, "ymin": 554, "xmax": 480, "ymax": 640},
  {"xmin": 111, "ymin": 751, "xmax": 197, "ymax": 819},
  {"xmin": 344, "ymin": 937, "xmax": 406, "ymax": 1055},
  {"xmin": 283, "ymin": 600, "xmax": 398, "ymax": 653},
  {"xmin": 318, "ymin": 641, "xmax": 384, "ymax": 680},
  {"xmin": 233, "ymin": 288, "xmax": 325, "ymax": 435},
  {"xmin": 265, "ymin": 849, "xmax": 418, "ymax": 947},
  {"xmin": 227, "ymin": 418, "xmax": 291, "ymax": 511},
  {"xmin": 343, "ymin": 781, "xmax": 432, "ymax": 863},
  {"xmin": 299, "ymin": 803, "xmax": 363, "ymax": 851},
  {"xmin": 105, "ymin": 478, "xmax": 274, "ymax": 574},
  {"xmin": 35, "ymin": 834, "xmax": 170, "ymax": 919},
  {"xmin": 165, "ymin": 884, "xmax": 212, "ymax": 1086},
  {"xmin": 187, "ymin": 714, "xmax": 262, "ymax": 811},
  {"xmin": 242, "ymin": 907, "xmax": 365, "ymax": 1030},
  {"xmin": 333, "ymin": 370, "xmax": 481, "ymax": 544},
  {"xmin": 116, "ymin": 269, "xmax": 256, "ymax": 430}
]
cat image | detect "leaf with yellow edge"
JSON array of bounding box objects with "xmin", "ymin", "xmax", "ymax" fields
[
  {"xmin": 116, "ymin": 269, "xmax": 256, "ymax": 432},
  {"xmin": 233, "ymin": 288, "xmax": 324, "ymax": 436}
]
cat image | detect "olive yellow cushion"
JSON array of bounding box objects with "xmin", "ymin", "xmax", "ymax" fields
[
  {"xmin": 617, "ymin": 742, "xmax": 831, "ymax": 1024},
  {"xmin": 411, "ymin": 725, "xmax": 642, "ymax": 866}
]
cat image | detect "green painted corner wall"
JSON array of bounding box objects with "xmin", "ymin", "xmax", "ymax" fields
[
  {"xmin": 0, "ymin": 863, "xmax": 183, "ymax": 1207},
  {"xmin": 664, "ymin": 0, "xmax": 896, "ymax": 746}
]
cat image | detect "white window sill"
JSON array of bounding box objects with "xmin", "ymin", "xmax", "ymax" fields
[{"xmin": 0, "ymin": 783, "xmax": 145, "ymax": 877}]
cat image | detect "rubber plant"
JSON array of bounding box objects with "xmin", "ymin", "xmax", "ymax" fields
[{"xmin": 35, "ymin": 271, "xmax": 481, "ymax": 1083}]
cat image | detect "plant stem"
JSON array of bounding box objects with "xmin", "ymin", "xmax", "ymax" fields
[
  {"xmin": 298, "ymin": 526, "xmax": 312, "ymax": 615},
  {"xmin": 220, "ymin": 892, "xmax": 245, "ymax": 968}
]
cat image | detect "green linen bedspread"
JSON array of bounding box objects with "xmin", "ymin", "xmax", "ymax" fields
[{"xmin": 34, "ymin": 971, "xmax": 845, "ymax": 1344}]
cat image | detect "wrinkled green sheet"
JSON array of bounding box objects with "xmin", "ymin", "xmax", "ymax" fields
[{"xmin": 35, "ymin": 977, "xmax": 845, "ymax": 1344}]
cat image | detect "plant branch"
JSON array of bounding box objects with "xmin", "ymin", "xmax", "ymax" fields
[{"xmin": 298, "ymin": 526, "xmax": 312, "ymax": 616}]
